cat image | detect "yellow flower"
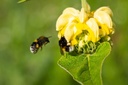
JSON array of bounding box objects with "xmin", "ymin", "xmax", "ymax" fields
[{"xmin": 56, "ymin": 0, "xmax": 114, "ymax": 48}]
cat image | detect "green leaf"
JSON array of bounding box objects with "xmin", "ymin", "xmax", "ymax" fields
[{"xmin": 58, "ymin": 42, "xmax": 111, "ymax": 85}]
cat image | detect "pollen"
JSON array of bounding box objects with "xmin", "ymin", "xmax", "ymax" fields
[
  {"xmin": 36, "ymin": 44, "xmax": 39, "ymax": 48},
  {"xmin": 34, "ymin": 39, "xmax": 38, "ymax": 42}
]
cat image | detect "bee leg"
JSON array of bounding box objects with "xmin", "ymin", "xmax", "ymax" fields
[{"xmin": 44, "ymin": 42, "xmax": 48, "ymax": 46}]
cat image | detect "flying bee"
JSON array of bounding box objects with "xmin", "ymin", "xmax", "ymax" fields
[
  {"xmin": 30, "ymin": 36, "xmax": 51, "ymax": 54},
  {"xmin": 59, "ymin": 37, "xmax": 74, "ymax": 54}
]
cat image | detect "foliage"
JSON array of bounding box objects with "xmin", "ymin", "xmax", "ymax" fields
[
  {"xmin": 0, "ymin": 0, "xmax": 128, "ymax": 85},
  {"xmin": 58, "ymin": 42, "xmax": 111, "ymax": 85}
]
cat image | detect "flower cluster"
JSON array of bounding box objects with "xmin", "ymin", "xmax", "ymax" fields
[{"xmin": 56, "ymin": 0, "xmax": 114, "ymax": 54}]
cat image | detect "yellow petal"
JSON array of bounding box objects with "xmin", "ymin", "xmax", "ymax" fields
[
  {"xmin": 79, "ymin": 8, "xmax": 88, "ymax": 23},
  {"xmin": 98, "ymin": 24, "xmax": 109, "ymax": 37},
  {"xmin": 94, "ymin": 6, "xmax": 113, "ymax": 29},
  {"xmin": 64, "ymin": 22, "xmax": 76, "ymax": 42},
  {"xmin": 63, "ymin": 7, "xmax": 79, "ymax": 16},
  {"xmin": 71, "ymin": 38, "xmax": 77, "ymax": 46},
  {"xmin": 86, "ymin": 18, "xmax": 99, "ymax": 42},
  {"xmin": 56, "ymin": 14, "xmax": 75, "ymax": 31},
  {"xmin": 94, "ymin": 11, "xmax": 113, "ymax": 28},
  {"xmin": 95, "ymin": 7, "xmax": 113, "ymax": 16},
  {"xmin": 56, "ymin": 8, "xmax": 79, "ymax": 31},
  {"xmin": 58, "ymin": 27, "xmax": 66, "ymax": 39}
]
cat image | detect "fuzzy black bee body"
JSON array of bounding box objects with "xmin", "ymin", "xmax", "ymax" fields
[
  {"xmin": 59, "ymin": 37, "xmax": 74, "ymax": 54},
  {"xmin": 30, "ymin": 36, "xmax": 50, "ymax": 54}
]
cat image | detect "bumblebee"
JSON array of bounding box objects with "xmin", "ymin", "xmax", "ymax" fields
[
  {"xmin": 30, "ymin": 36, "xmax": 50, "ymax": 54},
  {"xmin": 59, "ymin": 37, "xmax": 74, "ymax": 54}
]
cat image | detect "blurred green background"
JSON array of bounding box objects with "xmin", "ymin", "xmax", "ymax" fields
[{"xmin": 0, "ymin": 0, "xmax": 128, "ymax": 85}]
